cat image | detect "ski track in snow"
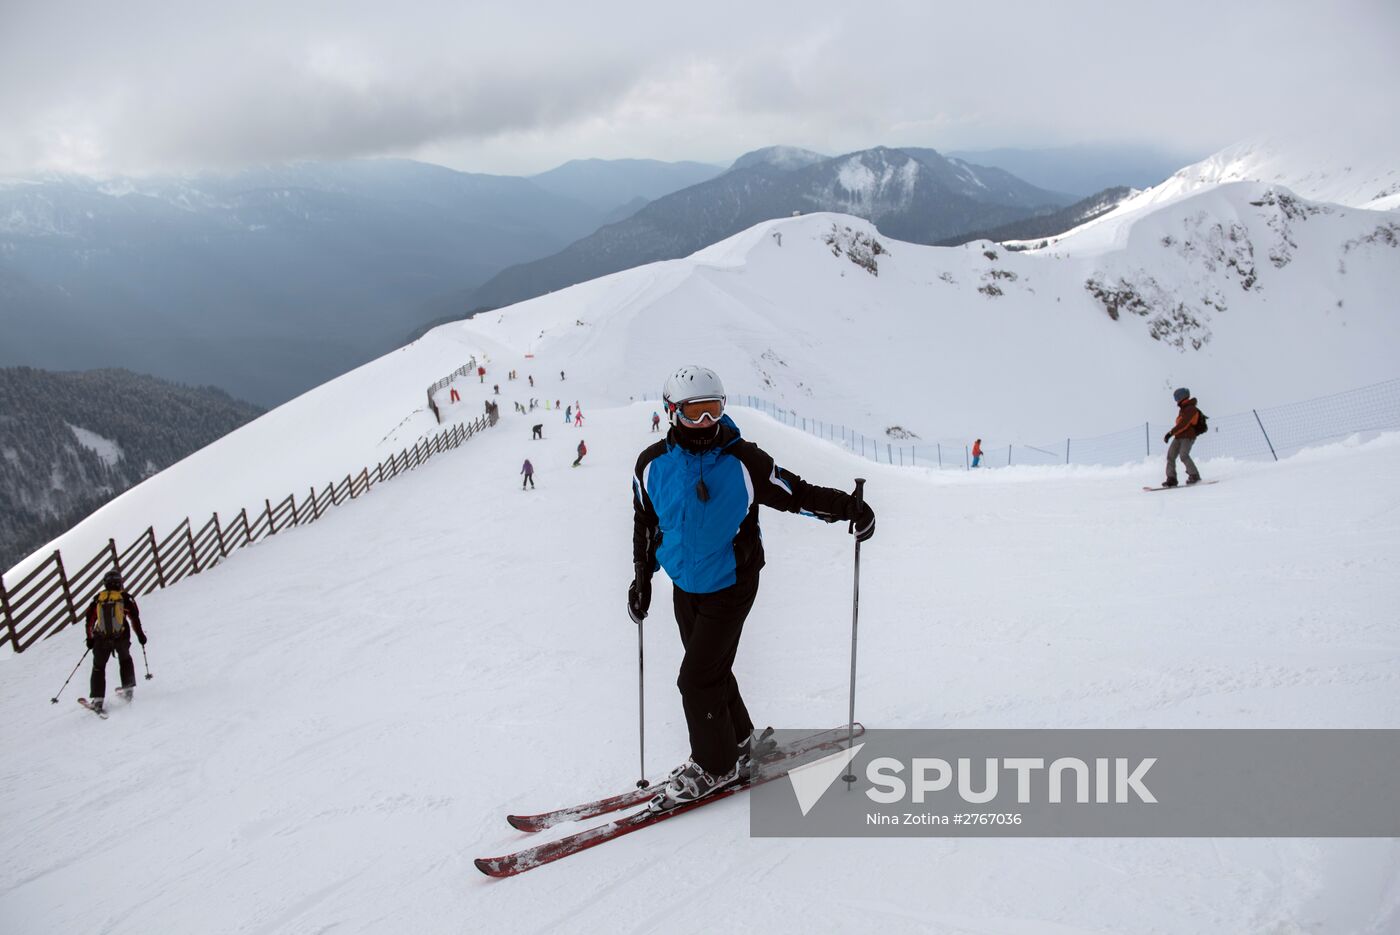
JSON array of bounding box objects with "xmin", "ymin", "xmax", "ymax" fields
[{"xmin": 2, "ymin": 375, "xmax": 1399, "ymax": 933}]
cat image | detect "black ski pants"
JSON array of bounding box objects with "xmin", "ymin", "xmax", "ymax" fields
[
  {"xmin": 90, "ymin": 638, "xmax": 135, "ymax": 699},
  {"xmin": 673, "ymin": 575, "xmax": 758, "ymax": 776}
]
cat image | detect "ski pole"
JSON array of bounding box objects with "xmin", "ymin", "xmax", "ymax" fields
[
  {"xmin": 51, "ymin": 648, "xmax": 91, "ymax": 704},
  {"xmin": 842, "ymin": 478, "xmax": 866, "ymax": 785},
  {"xmin": 140, "ymin": 642, "xmax": 153, "ymax": 680},
  {"xmin": 636, "ymin": 617, "xmax": 649, "ymax": 789}
]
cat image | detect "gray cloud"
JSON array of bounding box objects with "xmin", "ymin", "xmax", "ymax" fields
[{"xmin": 1, "ymin": 0, "xmax": 1396, "ymax": 176}]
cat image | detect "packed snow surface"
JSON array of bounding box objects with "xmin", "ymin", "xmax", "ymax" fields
[{"xmin": 2, "ymin": 400, "xmax": 1398, "ymax": 933}]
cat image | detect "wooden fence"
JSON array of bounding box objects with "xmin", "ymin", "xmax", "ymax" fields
[
  {"xmin": 426, "ymin": 356, "xmax": 478, "ymax": 424},
  {"xmin": 1, "ymin": 411, "xmax": 496, "ymax": 655}
]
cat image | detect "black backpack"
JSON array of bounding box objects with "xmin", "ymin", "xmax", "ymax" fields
[{"xmin": 1196, "ymin": 411, "xmax": 1209, "ymax": 436}]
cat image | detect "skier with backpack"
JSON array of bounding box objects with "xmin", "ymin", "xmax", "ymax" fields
[
  {"xmin": 1162, "ymin": 387, "xmax": 1207, "ymax": 486},
  {"xmin": 83, "ymin": 571, "xmax": 148, "ymax": 714},
  {"xmin": 573, "ymin": 439, "xmax": 587, "ymax": 467},
  {"xmin": 628, "ymin": 365, "xmax": 876, "ymax": 810}
]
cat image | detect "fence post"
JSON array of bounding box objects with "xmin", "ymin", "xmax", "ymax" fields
[
  {"xmin": 937, "ymin": 443, "xmax": 942, "ymax": 468},
  {"xmin": 185, "ymin": 519, "xmax": 201, "ymax": 574},
  {"xmin": 1253, "ymin": 409, "xmax": 1279, "ymax": 461},
  {"xmin": 266, "ymin": 499, "xmax": 277, "ymax": 535},
  {"xmin": 887, "ymin": 443, "xmax": 892, "ymax": 464},
  {"xmin": 1066, "ymin": 438, "xmax": 1071, "ymax": 464},
  {"xmin": 213, "ymin": 512, "xmax": 228, "ymax": 558},
  {"xmin": 1008, "ymin": 444, "xmax": 1013, "ymax": 467},
  {"xmin": 310, "ymin": 487, "xmax": 321, "ymax": 519},
  {"xmin": 965, "ymin": 446, "xmax": 970, "ymax": 470},
  {"xmin": 1, "ymin": 573, "xmax": 17, "ymax": 653},
  {"xmin": 54, "ymin": 550, "xmax": 78, "ymax": 631},
  {"xmin": 290, "ymin": 493, "xmax": 301, "ymax": 525},
  {"xmin": 1145, "ymin": 422, "xmax": 1150, "ymax": 456},
  {"xmin": 148, "ymin": 526, "xmax": 167, "ymax": 588},
  {"xmin": 241, "ymin": 508, "xmax": 252, "ymax": 544}
]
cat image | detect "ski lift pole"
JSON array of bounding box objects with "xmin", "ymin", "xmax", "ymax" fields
[{"xmin": 842, "ymin": 478, "xmax": 866, "ymax": 784}]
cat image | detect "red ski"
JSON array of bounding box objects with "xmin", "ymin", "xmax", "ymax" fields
[
  {"xmin": 478, "ymin": 724, "xmax": 863, "ymax": 878},
  {"xmin": 505, "ymin": 724, "xmax": 860, "ymax": 832},
  {"xmin": 76, "ymin": 698, "xmax": 108, "ymax": 719}
]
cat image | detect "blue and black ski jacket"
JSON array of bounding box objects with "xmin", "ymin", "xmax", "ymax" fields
[{"xmin": 632, "ymin": 415, "xmax": 859, "ymax": 594}]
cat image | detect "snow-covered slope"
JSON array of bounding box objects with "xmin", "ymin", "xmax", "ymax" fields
[
  {"xmin": 1029, "ymin": 138, "xmax": 1400, "ymax": 250},
  {"xmin": 8, "ymin": 193, "xmax": 1399, "ymax": 584},
  {"xmin": 3, "ymin": 140, "xmax": 1399, "ymax": 929},
  {"xmin": 2, "ymin": 400, "xmax": 1398, "ymax": 933}
]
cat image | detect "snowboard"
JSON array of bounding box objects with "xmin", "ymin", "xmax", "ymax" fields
[{"xmin": 1143, "ymin": 480, "xmax": 1220, "ymax": 492}]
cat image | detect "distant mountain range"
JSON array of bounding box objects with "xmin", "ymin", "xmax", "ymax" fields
[
  {"xmin": 3, "ymin": 148, "xmax": 1181, "ymax": 407},
  {"xmin": 463, "ymin": 146, "xmax": 1076, "ymax": 312},
  {"xmin": 0, "ymin": 159, "xmax": 707, "ymax": 406},
  {"xmin": 945, "ymin": 143, "xmax": 1201, "ymax": 196},
  {"xmin": 0, "ymin": 367, "xmax": 263, "ymax": 571},
  {"xmin": 528, "ymin": 158, "xmax": 724, "ymax": 211},
  {"xmin": 938, "ymin": 186, "xmax": 1135, "ymax": 247}
]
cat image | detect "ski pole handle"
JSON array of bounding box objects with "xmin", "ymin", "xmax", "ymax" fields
[{"xmin": 848, "ymin": 478, "xmax": 866, "ymax": 535}]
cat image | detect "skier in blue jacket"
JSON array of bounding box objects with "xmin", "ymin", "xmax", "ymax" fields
[{"xmin": 629, "ymin": 365, "xmax": 875, "ymax": 809}]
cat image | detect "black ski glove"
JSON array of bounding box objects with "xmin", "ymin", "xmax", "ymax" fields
[
  {"xmin": 138, "ymin": 633, "xmax": 147, "ymax": 646},
  {"xmin": 851, "ymin": 501, "xmax": 876, "ymax": 543},
  {"xmin": 1163, "ymin": 432, "xmax": 1172, "ymax": 444},
  {"xmin": 627, "ymin": 570, "xmax": 651, "ymax": 624},
  {"xmin": 86, "ymin": 637, "xmax": 94, "ymax": 650}
]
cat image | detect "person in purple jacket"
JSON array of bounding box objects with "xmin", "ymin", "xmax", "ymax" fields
[{"xmin": 520, "ymin": 458, "xmax": 535, "ymax": 489}]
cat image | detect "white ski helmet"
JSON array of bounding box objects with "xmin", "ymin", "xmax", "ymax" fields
[{"xmin": 662, "ymin": 365, "xmax": 726, "ymax": 426}]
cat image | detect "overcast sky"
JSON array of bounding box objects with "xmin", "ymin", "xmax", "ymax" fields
[{"xmin": 1, "ymin": 0, "xmax": 1396, "ymax": 178}]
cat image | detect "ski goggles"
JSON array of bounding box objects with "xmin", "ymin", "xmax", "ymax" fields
[{"xmin": 672, "ymin": 396, "xmax": 725, "ymax": 426}]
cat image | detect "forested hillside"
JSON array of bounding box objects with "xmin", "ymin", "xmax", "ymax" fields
[{"xmin": 0, "ymin": 368, "xmax": 262, "ymax": 570}]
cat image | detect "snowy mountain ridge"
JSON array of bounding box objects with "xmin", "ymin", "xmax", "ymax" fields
[
  {"xmin": 1028, "ymin": 138, "xmax": 1400, "ymax": 253},
  {"xmin": 8, "ymin": 162, "xmax": 1398, "ymax": 585}
]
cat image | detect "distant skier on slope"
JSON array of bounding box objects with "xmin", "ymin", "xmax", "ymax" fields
[
  {"xmin": 574, "ymin": 409, "xmax": 584, "ymax": 427},
  {"xmin": 971, "ymin": 439, "xmax": 983, "ymax": 468},
  {"xmin": 651, "ymin": 411, "xmax": 661, "ymax": 432},
  {"xmin": 532, "ymin": 424, "xmax": 543, "ymax": 440},
  {"xmin": 1162, "ymin": 387, "xmax": 1206, "ymax": 487},
  {"xmin": 84, "ymin": 571, "xmax": 148, "ymax": 714},
  {"xmin": 629, "ymin": 365, "xmax": 875, "ymax": 809},
  {"xmin": 573, "ymin": 439, "xmax": 587, "ymax": 467},
  {"xmin": 564, "ymin": 405, "xmax": 572, "ymax": 424},
  {"xmin": 521, "ymin": 458, "xmax": 535, "ymax": 489}
]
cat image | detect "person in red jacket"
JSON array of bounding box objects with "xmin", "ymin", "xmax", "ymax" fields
[
  {"xmin": 84, "ymin": 571, "xmax": 148, "ymax": 713},
  {"xmin": 971, "ymin": 439, "xmax": 983, "ymax": 468},
  {"xmin": 572, "ymin": 439, "xmax": 587, "ymax": 467},
  {"xmin": 1162, "ymin": 387, "xmax": 1204, "ymax": 487}
]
